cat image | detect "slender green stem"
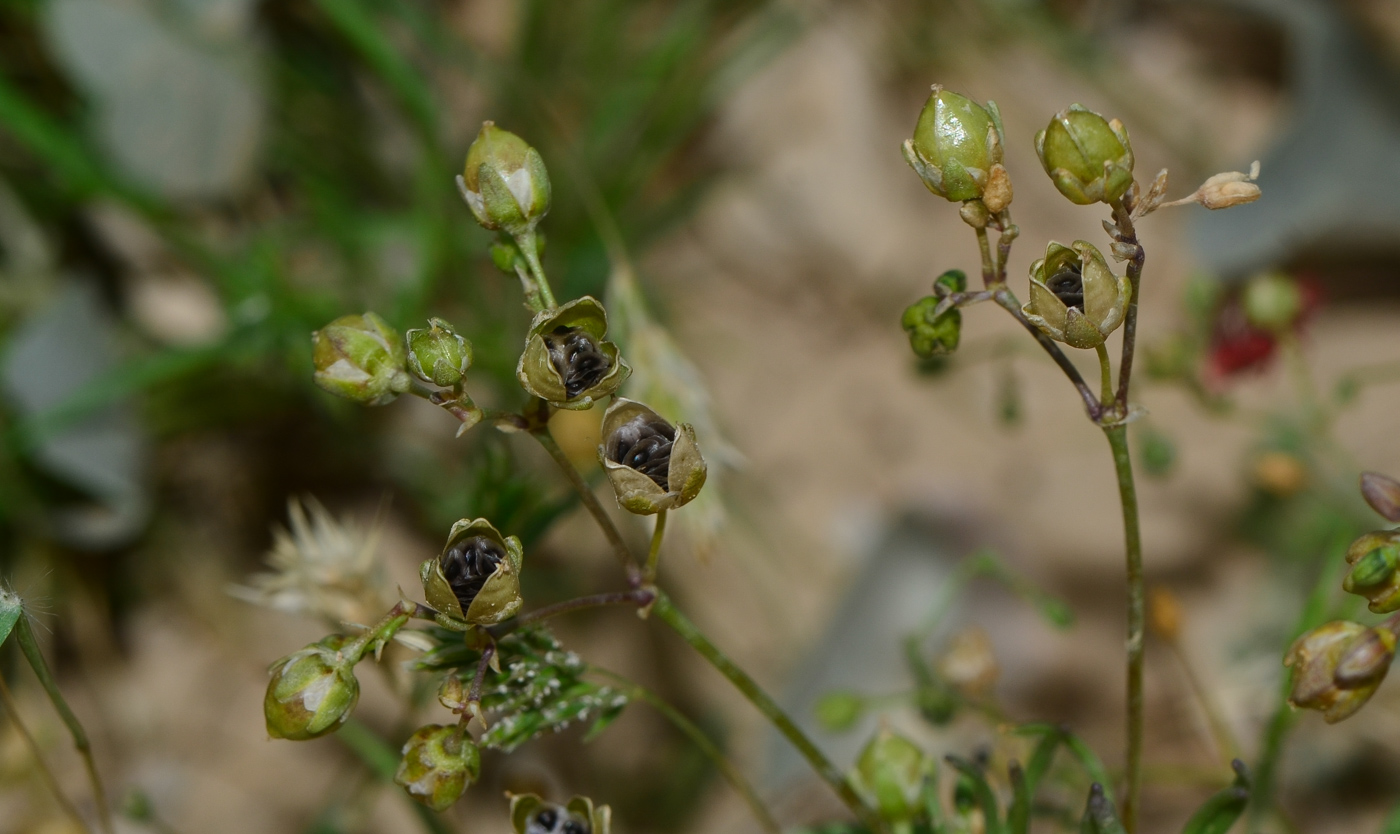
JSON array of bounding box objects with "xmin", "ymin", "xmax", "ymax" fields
[
  {"xmin": 591, "ymin": 666, "xmax": 782, "ymax": 834},
  {"xmin": 646, "ymin": 510, "xmax": 668, "ymax": 583},
  {"xmin": 0, "ymin": 673, "xmax": 89, "ymax": 831},
  {"xmin": 530, "ymin": 428, "xmax": 642, "ymax": 582},
  {"xmin": 1095, "ymin": 343, "xmax": 1114, "ymax": 404},
  {"xmin": 486, "ymin": 589, "xmax": 655, "ymax": 640},
  {"xmin": 1103, "ymin": 425, "xmax": 1144, "ymax": 834},
  {"xmin": 14, "ymin": 616, "xmax": 114, "ymax": 834},
  {"xmin": 650, "ymin": 590, "xmax": 887, "ymax": 833},
  {"xmin": 975, "ymin": 226, "xmax": 996, "ymax": 286},
  {"xmin": 515, "ymin": 228, "xmax": 558, "ymax": 311},
  {"xmin": 991, "ymin": 287, "xmax": 1101, "ymax": 417},
  {"xmin": 1164, "ymin": 641, "xmax": 1241, "ymax": 765},
  {"xmin": 1110, "ymin": 200, "xmax": 1144, "ymax": 410},
  {"xmin": 343, "ymin": 601, "xmax": 413, "ymax": 663}
]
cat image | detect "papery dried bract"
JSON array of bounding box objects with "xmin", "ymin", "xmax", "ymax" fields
[
  {"xmin": 1362, "ymin": 471, "xmax": 1400, "ymax": 522},
  {"xmin": 420, "ymin": 518, "xmax": 524, "ymax": 625},
  {"xmin": 394, "ymin": 724, "xmax": 480, "ymax": 811},
  {"xmin": 517, "ymin": 296, "xmax": 630, "ymax": 410},
  {"xmin": 1035, "ymin": 104, "xmax": 1134, "ymax": 206},
  {"xmin": 1022, "ymin": 240, "xmax": 1131, "ymax": 349},
  {"xmin": 598, "ymin": 398, "xmax": 706, "ymax": 515}
]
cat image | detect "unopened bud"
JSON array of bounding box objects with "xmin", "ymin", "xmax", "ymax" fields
[
  {"xmin": 1035, "ymin": 105, "xmax": 1134, "ymax": 206},
  {"xmin": 1242, "ymin": 272, "xmax": 1302, "ymax": 332},
  {"xmin": 1361, "ymin": 471, "xmax": 1400, "ymax": 522},
  {"xmin": 264, "ymin": 635, "xmax": 361, "ymax": 740},
  {"xmin": 1285, "ymin": 620, "xmax": 1392, "ymax": 723},
  {"xmin": 406, "ymin": 318, "xmax": 472, "ymax": 388},
  {"xmin": 312, "ymin": 313, "xmax": 410, "ymax": 405},
  {"xmin": 394, "ymin": 724, "xmax": 481, "ymax": 811},
  {"xmin": 458, "ymin": 122, "xmax": 551, "ymax": 235},
  {"xmin": 1343, "ymin": 531, "xmax": 1400, "ymax": 613},
  {"xmin": 904, "ymin": 86, "xmax": 1004, "ymax": 203},
  {"xmin": 850, "ymin": 728, "xmax": 930, "ymax": 824}
]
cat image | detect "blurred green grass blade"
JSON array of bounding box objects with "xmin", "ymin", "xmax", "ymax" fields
[
  {"xmin": 946, "ymin": 755, "xmax": 1004, "ymax": 834},
  {"xmin": 1180, "ymin": 760, "xmax": 1248, "ymax": 834},
  {"xmin": 1383, "ymin": 800, "xmax": 1400, "ymax": 834},
  {"xmin": 7, "ymin": 340, "xmax": 230, "ymax": 454},
  {"xmin": 311, "ymin": 0, "xmax": 437, "ymax": 140}
]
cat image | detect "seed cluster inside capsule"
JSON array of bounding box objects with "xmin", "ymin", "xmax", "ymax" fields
[
  {"xmin": 544, "ymin": 326, "xmax": 612, "ymax": 398},
  {"xmin": 607, "ymin": 414, "xmax": 676, "ymax": 490},
  {"xmin": 526, "ymin": 805, "xmax": 589, "ymax": 834},
  {"xmin": 1048, "ymin": 262, "xmax": 1085, "ymax": 311},
  {"xmin": 441, "ymin": 535, "xmax": 505, "ymax": 609}
]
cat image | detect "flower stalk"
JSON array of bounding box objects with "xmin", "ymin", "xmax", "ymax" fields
[{"xmin": 1104, "ymin": 424, "xmax": 1145, "ymax": 833}]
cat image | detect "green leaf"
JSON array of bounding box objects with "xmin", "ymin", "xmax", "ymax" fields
[
  {"xmin": 0, "ymin": 589, "xmax": 21, "ymax": 647},
  {"xmin": 1180, "ymin": 760, "xmax": 1249, "ymax": 834},
  {"xmin": 1079, "ymin": 784, "xmax": 1127, "ymax": 834},
  {"xmin": 945, "ymin": 756, "xmax": 1004, "ymax": 834}
]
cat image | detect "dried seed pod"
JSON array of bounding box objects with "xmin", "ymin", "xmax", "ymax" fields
[
  {"xmin": 517, "ymin": 297, "xmax": 630, "ymax": 409},
  {"xmin": 395, "ymin": 724, "xmax": 480, "ymax": 811},
  {"xmin": 511, "ymin": 793, "xmax": 611, "ymax": 834},
  {"xmin": 420, "ymin": 519, "xmax": 524, "ymax": 625},
  {"xmin": 1022, "ymin": 241, "xmax": 1131, "ymax": 349},
  {"xmin": 598, "ymin": 398, "xmax": 706, "ymax": 515}
]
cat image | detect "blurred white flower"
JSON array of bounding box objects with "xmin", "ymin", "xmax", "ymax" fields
[{"xmin": 230, "ymin": 496, "xmax": 393, "ymax": 627}]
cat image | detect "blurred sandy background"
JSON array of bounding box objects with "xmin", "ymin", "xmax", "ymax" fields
[{"xmin": 4, "ymin": 1, "xmax": 1400, "ymax": 833}]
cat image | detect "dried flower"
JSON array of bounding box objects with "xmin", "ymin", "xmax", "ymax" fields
[
  {"xmin": 1159, "ymin": 161, "xmax": 1261, "ymax": 211},
  {"xmin": 1285, "ymin": 620, "xmax": 1393, "ymax": 723},
  {"xmin": 457, "ymin": 122, "xmax": 550, "ymax": 236},
  {"xmin": 230, "ymin": 497, "xmax": 391, "ymax": 628},
  {"xmin": 312, "ymin": 312, "xmax": 410, "ymax": 405},
  {"xmin": 903, "ymin": 86, "xmax": 1007, "ymax": 208},
  {"xmin": 598, "ymin": 398, "xmax": 706, "ymax": 515},
  {"xmin": 937, "ymin": 627, "xmax": 999, "ymax": 699},
  {"xmin": 420, "ymin": 518, "xmax": 524, "ymax": 626},
  {"xmin": 517, "ymin": 297, "xmax": 630, "ymax": 410},
  {"xmin": 1035, "ymin": 104, "xmax": 1134, "ymax": 206},
  {"xmin": 264, "ymin": 635, "xmax": 360, "ymax": 740},
  {"xmin": 1022, "ymin": 241, "xmax": 1131, "ymax": 349},
  {"xmin": 394, "ymin": 724, "xmax": 481, "ymax": 811}
]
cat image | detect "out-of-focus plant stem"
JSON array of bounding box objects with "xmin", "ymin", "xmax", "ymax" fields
[
  {"xmin": 1104, "ymin": 424, "xmax": 1144, "ymax": 833},
  {"xmin": 592, "ymin": 666, "xmax": 781, "ymax": 834},
  {"xmin": 650, "ymin": 591, "xmax": 888, "ymax": 834},
  {"xmin": 0, "ymin": 673, "xmax": 88, "ymax": 831},
  {"xmin": 530, "ymin": 427, "xmax": 642, "ymax": 583},
  {"xmin": 13, "ymin": 615, "xmax": 114, "ymax": 834}
]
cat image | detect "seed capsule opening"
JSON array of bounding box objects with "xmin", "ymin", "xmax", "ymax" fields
[
  {"xmin": 1048, "ymin": 263, "xmax": 1085, "ymax": 311},
  {"xmin": 544, "ymin": 326, "xmax": 613, "ymax": 398},
  {"xmin": 527, "ymin": 805, "xmax": 589, "ymax": 834},
  {"xmin": 607, "ymin": 415, "xmax": 676, "ymax": 490},
  {"xmin": 441, "ymin": 535, "xmax": 505, "ymax": 610}
]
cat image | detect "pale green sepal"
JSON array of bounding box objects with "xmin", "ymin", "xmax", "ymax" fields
[
  {"xmin": 479, "ymin": 162, "xmax": 529, "ymax": 235},
  {"xmin": 464, "ymin": 535, "xmax": 524, "ymax": 625},
  {"xmin": 940, "ymin": 157, "xmax": 981, "ymax": 203},
  {"xmin": 1050, "ymin": 168, "xmax": 1095, "ymax": 204},
  {"xmin": 1076, "ymin": 240, "xmax": 1125, "ymax": 329},
  {"xmin": 420, "ymin": 558, "xmax": 465, "ymax": 621},
  {"xmin": 1064, "ymin": 307, "xmax": 1108, "ymax": 350},
  {"xmin": 1027, "ymin": 278, "xmax": 1068, "ymax": 334},
  {"xmin": 671, "ymin": 423, "xmax": 708, "ymax": 506}
]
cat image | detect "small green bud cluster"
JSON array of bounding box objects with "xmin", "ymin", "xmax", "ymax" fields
[{"xmin": 901, "ymin": 269, "xmax": 965, "ymax": 359}]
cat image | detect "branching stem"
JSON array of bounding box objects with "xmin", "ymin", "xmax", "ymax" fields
[
  {"xmin": 646, "ymin": 510, "xmax": 668, "ymax": 583},
  {"xmin": 486, "ymin": 589, "xmax": 656, "ymax": 640}
]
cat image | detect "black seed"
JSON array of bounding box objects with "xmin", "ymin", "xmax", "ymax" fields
[
  {"xmin": 544, "ymin": 326, "xmax": 612, "ymax": 398},
  {"xmin": 607, "ymin": 414, "xmax": 676, "ymax": 491},
  {"xmin": 1047, "ymin": 263, "xmax": 1085, "ymax": 311},
  {"xmin": 439, "ymin": 535, "xmax": 505, "ymax": 610}
]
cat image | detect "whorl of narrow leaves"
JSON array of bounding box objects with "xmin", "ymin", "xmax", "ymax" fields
[{"xmin": 416, "ymin": 626, "xmax": 628, "ymax": 753}]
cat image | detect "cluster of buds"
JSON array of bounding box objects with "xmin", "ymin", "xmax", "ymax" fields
[
  {"xmin": 901, "ymin": 269, "xmax": 966, "ymax": 359},
  {"xmin": 511, "ymin": 793, "xmax": 611, "ymax": 834},
  {"xmin": 1287, "ymin": 473, "xmax": 1400, "ymax": 723}
]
